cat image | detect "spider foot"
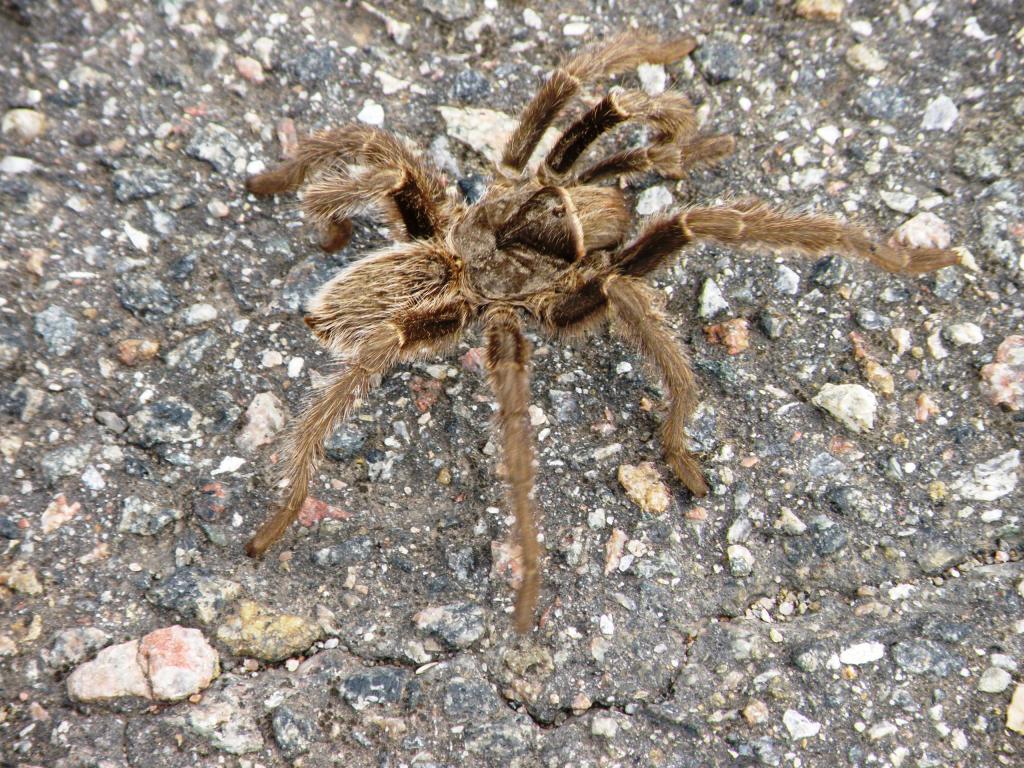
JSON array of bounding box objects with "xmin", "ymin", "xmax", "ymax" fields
[{"xmin": 666, "ymin": 451, "xmax": 709, "ymax": 497}]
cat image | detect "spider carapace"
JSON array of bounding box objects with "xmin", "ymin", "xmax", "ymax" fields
[{"xmin": 243, "ymin": 33, "xmax": 961, "ymax": 633}]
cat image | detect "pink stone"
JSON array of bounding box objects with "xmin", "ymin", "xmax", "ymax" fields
[
  {"xmin": 40, "ymin": 494, "xmax": 80, "ymax": 534},
  {"xmin": 235, "ymin": 56, "xmax": 265, "ymax": 84},
  {"xmin": 981, "ymin": 336, "xmax": 1024, "ymax": 411},
  {"xmin": 890, "ymin": 212, "xmax": 951, "ymax": 250},
  {"xmin": 139, "ymin": 625, "xmax": 219, "ymax": 701}
]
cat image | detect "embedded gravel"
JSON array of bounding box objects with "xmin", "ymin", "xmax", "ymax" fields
[{"xmin": 1, "ymin": 1, "xmax": 1023, "ymax": 766}]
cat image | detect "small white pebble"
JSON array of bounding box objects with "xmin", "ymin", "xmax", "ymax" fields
[
  {"xmin": 207, "ymin": 198, "xmax": 229, "ymax": 218},
  {"xmin": 185, "ymin": 303, "xmax": 218, "ymax": 325},
  {"xmin": 261, "ymin": 350, "xmax": 284, "ymax": 368},
  {"xmin": 816, "ymin": 125, "xmax": 841, "ymax": 145},
  {"xmin": 288, "ymin": 357, "xmax": 305, "ymax": 378},
  {"xmin": 563, "ymin": 21, "xmax": 589, "ymax": 36},
  {"xmin": 921, "ymin": 95, "xmax": 958, "ymax": 131},
  {"xmin": 522, "ymin": 8, "xmax": 542, "ymax": 29},
  {"xmin": 944, "ymin": 322, "xmax": 983, "ymax": 347},
  {"xmin": 357, "ymin": 100, "xmax": 384, "ymax": 126}
]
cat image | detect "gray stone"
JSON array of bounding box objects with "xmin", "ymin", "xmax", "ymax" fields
[
  {"xmin": 115, "ymin": 274, "xmax": 178, "ymax": 318},
  {"xmin": 856, "ymin": 86, "xmax": 908, "ymax": 120},
  {"xmin": 337, "ymin": 667, "xmax": 410, "ymax": 709},
  {"xmin": 34, "ymin": 305, "xmax": 78, "ymax": 356},
  {"xmin": 186, "ymin": 123, "xmax": 247, "ymax": 174},
  {"xmin": 693, "ymin": 38, "xmax": 743, "ymax": 84},
  {"xmin": 128, "ymin": 399, "xmax": 201, "ymax": 446},
  {"xmin": 271, "ymin": 705, "xmax": 319, "ymax": 757},
  {"xmin": 420, "ymin": 0, "xmax": 475, "ymax": 22},
  {"xmin": 40, "ymin": 443, "xmax": 91, "ymax": 484},
  {"xmin": 698, "ymin": 278, "xmax": 729, "ymax": 319},
  {"xmin": 146, "ymin": 567, "xmax": 242, "ymax": 624},
  {"xmin": 892, "ymin": 639, "xmax": 961, "ymax": 677},
  {"xmin": 414, "ymin": 602, "xmax": 486, "ymax": 649},
  {"xmin": 119, "ymin": 496, "xmax": 183, "ymax": 536},
  {"xmin": 810, "ymin": 255, "xmax": 848, "ymax": 286},
  {"xmin": 47, "ymin": 627, "xmax": 111, "ymax": 671},
  {"xmin": 112, "ymin": 166, "xmax": 176, "ymax": 202}
]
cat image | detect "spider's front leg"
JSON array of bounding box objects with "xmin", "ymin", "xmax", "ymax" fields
[
  {"xmin": 483, "ymin": 309, "xmax": 541, "ymax": 633},
  {"xmin": 501, "ymin": 32, "xmax": 697, "ymax": 174},
  {"xmin": 246, "ymin": 245, "xmax": 468, "ymax": 557}
]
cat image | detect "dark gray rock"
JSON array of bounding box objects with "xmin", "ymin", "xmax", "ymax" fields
[
  {"xmin": 324, "ymin": 421, "xmax": 369, "ymax": 461},
  {"xmin": 271, "ymin": 705, "xmax": 319, "ymax": 757},
  {"xmin": 337, "ymin": 667, "xmax": 410, "ymax": 710},
  {"xmin": 118, "ymin": 495, "xmax": 182, "ymax": 536},
  {"xmin": 414, "ymin": 602, "xmax": 486, "ymax": 649},
  {"xmin": 443, "ymin": 676, "xmax": 498, "ymax": 720},
  {"xmin": 312, "ymin": 535, "xmax": 375, "ymax": 567},
  {"xmin": 127, "ymin": 399, "xmax": 201, "ymax": 446},
  {"xmin": 186, "ymin": 123, "xmax": 247, "ymax": 174},
  {"xmin": 811, "ymin": 255, "xmax": 848, "ymax": 287},
  {"xmin": 892, "ymin": 639, "xmax": 962, "ymax": 677},
  {"xmin": 450, "ymin": 69, "xmax": 491, "ymax": 103},
  {"xmin": 115, "ymin": 273, "xmax": 178, "ymax": 318},
  {"xmin": 693, "ymin": 38, "xmax": 743, "ymax": 84},
  {"xmin": 855, "ymin": 86, "xmax": 908, "ymax": 120},
  {"xmin": 112, "ymin": 166, "xmax": 176, "ymax": 202}
]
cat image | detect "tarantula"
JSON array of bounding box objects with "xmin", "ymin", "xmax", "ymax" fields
[{"xmin": 244, "ymin": 33, "xmax": 960, "ymax": 632}]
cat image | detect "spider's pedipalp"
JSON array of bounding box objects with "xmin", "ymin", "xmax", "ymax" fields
[
  {"xmin": 483, "ymin": 309, "xmax": 540, "ymax": 634},
  {"xmin": 501, "ymin": 33, "xmax": 697, "ymax": 173},
  {"xmin": 604, "ymin": 276, "xmax": 708, "ymax": 496},
  {"xmin": 613, "ymin": 201, "xmax": 961, "ymax": 278}
]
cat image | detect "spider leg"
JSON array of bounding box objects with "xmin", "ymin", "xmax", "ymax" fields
[
  {"xmin": 483, "ymin": 309, "xmax": 540, "ymax": 634},
  {"xmin": 575, "ymin": 133, "xmax": 736, "ymax": 185},
  {"xmin": 247, "ymin": 240, "xmax": 467, "ymax": 557},
  {"xmin": 613, "ymin": 200, "xmax": 961, "ymax": 278},
  {"xmin": 246, "ymin": 303, "xmax": 467, "ymax": 557},
  {"xmin": 542, "ymin": 278, "xmax": 708, "ymax": 496},
  {"xmin": 543, "ymin": 90, "xmax": 697, "ymax": 177},
  {"xmin": 604, "ymin": 277, "xmax": 708, "ymax": 495},
  {"xmin": 501, "ymin": 32, "xmax": 697, "ymax": 174},
  {"xmin": 247, "ymin": 126, "xmax": 452, "ymax": 242}
]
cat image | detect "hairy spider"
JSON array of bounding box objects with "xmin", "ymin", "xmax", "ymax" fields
[{"xmin": 244, "ymin": 32, "xmax": 960, "ymax": 633}]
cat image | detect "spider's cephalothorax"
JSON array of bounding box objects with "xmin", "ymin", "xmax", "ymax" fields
[{"xmin": 244, "ymin": 33, "xmax": 961, "ymax": 633}]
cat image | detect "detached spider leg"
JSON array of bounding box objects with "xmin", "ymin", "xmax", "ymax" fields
[
  {"xmin": 501, "ymin": 32, "xmax": 698, "ymax": 174},
  {"xmin": 483, "ymin": 309, "xmax": 541, "ymax": 633}
]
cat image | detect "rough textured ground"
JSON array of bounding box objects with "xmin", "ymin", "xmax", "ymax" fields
[{"xmin": 1, "ymin": 1, "xmax": 1023, "ymax": 766}]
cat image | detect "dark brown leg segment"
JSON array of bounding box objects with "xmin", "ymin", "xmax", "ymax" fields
[
  {"xmin": 501, "ymin": 33, "xmax": 697, "ymax": 173},
  {"xmin": 575, "ymin": 133, "xmax": 735, "ymax": 184},
  {"xmin": 544, "ymin": 90, "xmax": 697, "ymax": 177},
  {"xmin": 483, "ymin": 309, "xmax": 540, "ymax": 633},
  {"xmin": 613, "ymin": 200, "xmax": 961, "ymax": 278},
  {"xmin": 604, "ymin": 277, "xmax": 709, "ymax": 496}
]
